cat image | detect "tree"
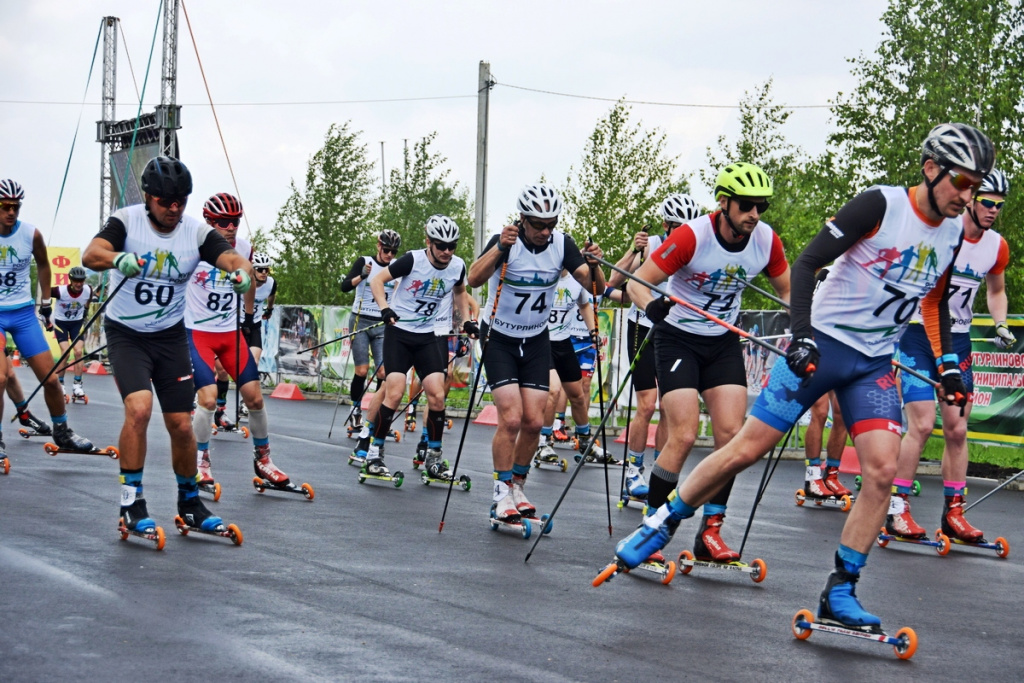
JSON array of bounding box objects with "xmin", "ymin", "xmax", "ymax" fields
[
  {"xmin": 562, "ymin": 99, "xmax": 687, "ymax": 261},
  {"xmin": 271, "ymin": 122, "xmax": 377, "ymax": 305},
  {"xmin": 829, "ymin": 0, "xmax": 1024, "ymax": 309},
  {"xmin": 377, "ymin": 133, "xmax": 474, "ymax": 268}
]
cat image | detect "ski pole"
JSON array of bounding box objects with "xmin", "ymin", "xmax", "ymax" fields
[
  {"xmin": 737, "ymin": 419, "xmax": 799, "ymax": 558},
  {"xmin": 525, "ymin": 323, "xmax": 657, "ymax": 562},
  {"xmin": 299, "ymin": 321, "xmax": 385, "ymax": 354},
  {"xmin": 234, "ymin": 294, "xmax": 242, "ymax": 428},
  {"xmin": 329, "ymin": 356, "xmax": 384, "ymax": 439},
  {"xmin": 589, "ymin": 254, "xmax": 614, "ymax": 536},
  {"xmin": 54, "ymin": 344, "xmax": 108, "ymax": 373},
  {"xmin": 963, "ymin": 469, "xmax": 1024, "ymax": 512},
  {"xmin": 327, "ymin": 301, "xmax": 365, "ymax": 438},
  {"xmin": 727, "ymin": 273, "xmax": 790, "ymax": 309},
  {"xmin": 17, "ymin": 273, "xmax": 133, "ymax": 417},
  {"xmin": 440, "ymin": 261, "xmax": 507, "ymax": 532}
]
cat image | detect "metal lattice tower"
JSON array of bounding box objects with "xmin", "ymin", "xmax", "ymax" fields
[
  {"xmin": 156, "ymin": 0, "xmax": 181, "ymax": 158},
  {"xmin": 98, "ymin": 16, "xmax": 118, "ymax": 228}
]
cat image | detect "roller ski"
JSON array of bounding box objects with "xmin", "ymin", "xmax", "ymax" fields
[
  {"xmin": 357, "ymin": 447, "xmax": 403, "ymax": 487},
  {"xmin": 551, "ymin": 422, "xmax": 571, "ymax": 447},
  {"xmin": 17, "ymin": 409, "xmax": 52, "ymax": 438},
  {"xmin": 877, "ymin": 493, "xmax": 948, "ymax": 553},
  {"xmin": 412, "ymin": 437, "xmax": 428, "ymax": 469},
  {"xmin": 595, "ymin": 492, "xmax": 687, "ymax": 586},
  {"xmin": 348, "ymin": 434, "xmax": 371, "ymax": 467},
  {"xmin": 252, "ymin": 445, "xmax": 314, "ymax": 500},
  {"xmin": 211, "ymin": 410, "xmax": 250, "ymax": 439},
  {"xmin": 488, "ymin": 479, "xmax": 552, "ymax": 539},
  {"xmin": 572, "ymin": 434, "xmax": 621, "ymax": 465},
  {"xmin": 532, "ymin": 441, "xmax": 568, "ymax": 472},
  {"xmin": 348, "ymin": 425, "xmax": 400, "ymax": 442},
  {"xmin": 117, "ymin": 498, "xmax": 165, "ymax": 550},
  {"xmin": 196, "ymin": 449, "xmax": 222, "ymax": 502},
  {"xmin": 676, "ymin": 514, "xmax": 766, "ymax": 583},
  {"xmin": 418, "ymin": 448, "xmax": 471, "ymax": 490},
  {"xmin": 0, "ymin": 441, "xmax": 8, "ymax": 475},
  {"xmin": 174, "ymin": 496, "xmax": 243, "ymax": 545},
  {"xmin": 937, "ymin": 494, "xmax": 1009, "ymax": 558},
  {"xmin": 404, "ymin": 409, "xmax": 417, "ymax": 432},
  {"xmin": 791, "ymin": 566, "xmax": 917, "ymax": 660},
  {"xmin": 618, "ymin": 459, "xmax": 650, "ymax": 509},
  {"xmin": 44, "ymin": 423, "xmax": 118, "ymax": 459},
  {"xmin": 795, "ymin": 466, "xmax": 853, "ymax": 512},
  {"xmin": 68, "ymin": 381, "xmax": 88, "ymax": 405}
]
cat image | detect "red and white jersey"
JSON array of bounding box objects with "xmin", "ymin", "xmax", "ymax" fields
[
  {"xmin": 813, "ymin": 185, "xmax": 962, "ymax": 356},
  {"xmin": 548, "ymin": 273, "xmax": 590, "ymax": 342},
  {"xmin": 650, "ymin": 212, "xmax": 787, "ymax": 336},
  {"xmin": 53, "ymin": 284, "xmax": 93, "ymax": 322},
  {"xmin": 910, "ymin": 228, "xmax": 1008, "ymax": 333},
  {"xmin": 184, "ymin": 236, "xmax": 252, "ymax": 332},
  {"xmin": 626, "ymin": 234, "xmax": 663, "ymax": 327}
]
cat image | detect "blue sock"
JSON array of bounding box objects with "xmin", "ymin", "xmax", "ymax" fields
[
  {"xmin": 628, "ymin": 449, "xmax": 645, "ymax": 466},
  {"xmin": 836, "ymin": 544, "xmax": 868, "ymax": 575},
  {"xmin": 703, "ymin": 503, "xmax": 726, "ymax": 516},
  {"xmin": 372, "ymin": 437, "xmax": 385, "ymax": 447},
  {"xmin": 826, "ymin": 458, "xmax": 841, "ymax": 469},
  {"xmin": 176, "ymin": 473, "xmax": 199, "ymax": 500},
  {"xmin": 512, "ymin": 463, "xmax": 531, "ymax": 477},
  {"xmin": 806, "ymin": 457, "xmax": 821, "ymax": 467},
  {"xmin": 197, "ymin": 441, "xmax": 209, "ymax": 451},
  {"xmin": 494, "ymin": 470, "xmax": 513, "ymax": 483},
  {"xmin": 253, "ymin": 436, "xmax": 269, "ymax": 447},
  {"xmin": 540, "ymin": 426, "xmax": 553, "ymax": 437},
  {"xmin": 51, "ymin": 413, "xmax": 67, "ymax": 424},
  {"xmin": 575, "ymin": 424, "xmax": 591, "ymax": 436},
  {"xmin": 74, "ymin": 375, "xmax": 82, "ymax": 382},
  {"xmin": 14, "ymin": 399, "xmax": 27, "ymax": 412},
  {"xmin": 428, "ymin": 440, "xmax": 442, "ymax": 449},
  {"xmin": 666, "ymin": 490, "xmax": 697, "ymax": 520},
  {"xmin": 120, "ymin": 468, "xmax": 143, "ymax": 491}
]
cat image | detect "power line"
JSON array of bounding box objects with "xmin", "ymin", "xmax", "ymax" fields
[
  {"xmin": 496, "ymin": 82, "xmax": 837, "ymax": 109},
  {"xmin": 0, "ymin": 95, "xmax": 475, "ymax": 107}
]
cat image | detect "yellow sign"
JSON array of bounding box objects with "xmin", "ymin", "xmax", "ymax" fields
[{"xmin": 43, "ymin": 247, "xmax": 84, "ymax": 358}]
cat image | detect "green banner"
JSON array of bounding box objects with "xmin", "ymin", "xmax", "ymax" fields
[{"xmin": 954, "ymin": 315, "xmax": 1024, "ymax": 445}]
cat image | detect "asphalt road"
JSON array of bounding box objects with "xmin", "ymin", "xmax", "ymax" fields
[{"xmin": 1, "ymin": 367, "xmax": 1021, "ymax": 682}]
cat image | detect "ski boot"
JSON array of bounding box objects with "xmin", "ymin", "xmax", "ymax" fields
[
  {"xmin": 71, "ymin": 381, "xmax": 88, "ymax": 404},
  {"xmin": 196, "ymin": 449, "xmax": 221, "ymax": 501},
  {"xmin": 594, "ymin": 504, "xmax": 682, "ymax": 585},
  {"xmin": 551, "ymin": 422, "xmax": 570, "ymax": 445},
  {"xmin": 174, "ymin": 495, "xmax": 243, "ymax": 544},
  {"xmin": 404, "ymin": 406, "xmax": 417, "ymax": 432},
  {"xmin": 357, "ymin": 446, "xmax": 403, "ymax": 487},
  {"xmin": 488, "ymin": 480, "xmax": 551, "ymax": 538},
  {"xmin": 45, "ymin": 422, "xmax": 118, "ymax": 458},
  {"xmin": 117, "ymin": 497, "xmax": 165, "ymax": 550},
  {"xmin": 676, "ymin": 513, "xmax": 767, "ymax": 582},
  {"xmin": 18, "ymin": 409, "xmax": 52, "ymax": 437},
  {"xmin": 253, "ymin": 444, "xmax": 314, "ymax": 500},
  {"xmin": 238, "ymin": 403, "xmax": 249, "ymax": 420},
  {"xmin": 345, "ymin": 408, "xmax": 364, "ymax": 439},
  {"xmin": 533, "ymin": 440, "xmax": 568, "ymax": 472},
  {"xmin": 412, "ymin": 436, "xmax": 428, "ymax": 469},
  {"xmin": 823, "ymin": 466, "xmax": 854, "ymax": 498},
  {"xmin": 574, "ymin": 433, "xmax": 621, "ymax": 465},
  {"xmin": 214, "ymin": 407, "xmax": 231, "ymax": 430},
  {"xmin": 0, "ymin": 438, "xmax": 8, "ymax": 475},
  {"xmin": 510, "ymin": 475, "xmax": 537, "ymax": 519},
  {"xmin": 619, "ymin": 459, "xmax": 649, "ymax": 508},
  {"xmin": 884, "ymin": 494, "xmax": 926, "ymax": 539},
  {"xmin": 795, "ymin": 465, "xmax": 852, "ymax": 512},
  {"xmin": 348, "ymin": 434, "xmax": 371, "ymax": 467},
  {"xmin": 934, "ymin": 494, "xmax": 1009, "ymax": 557},
  {"xmin": 420, "ymin": 448, "xmax": 471, "ymax": 490}
]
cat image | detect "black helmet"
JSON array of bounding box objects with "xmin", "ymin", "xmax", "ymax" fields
[
  {"xmin": 379, "ymin": 229, "xmax": 402, "ymax": 250},
  {"xmin": 69, "ymin": 266, "xmax": 87, "ymax": 281},
  {"xmin": 140, "ymin": 156, "xmax": 193, "ymax": 198}
]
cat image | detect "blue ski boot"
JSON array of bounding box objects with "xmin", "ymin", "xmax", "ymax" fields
[
  {"xmin": 614, "ymin": 491, "xmax": 692, "ymax": 569},
  {"xmin": 818, "ymin": 560, "xmax": 882, "ymax": 631}
]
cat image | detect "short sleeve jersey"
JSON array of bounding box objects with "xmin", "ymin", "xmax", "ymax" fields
[
  {"xmin": 254, "ymin": 275, "xmax": 277, "ymax": 319},
  {"xmin": 354, "ymin": 257, "xmax": 394, "ymax": 318},
  {"xmin": 53, "ymin": 284, "xmax": 93, "ymax": 322},
  {"xmin": 185, "ymin": 236, "xmax": 252, "ymax": 332},
  {"xmin": 651, "ymin": 212, "xmax": 788, "ymax": 336},
  {"xmin": 626, "ymin": 234, "xmax": 663, "ymax": 327},
  {"xmin": 387, "ymin": 250, "xmax": 466, "ymax": 334},
  {"xmin": 813, "ymin": 185, "xmax": 963, "ymax": 356},
  {"xmin": 0, "ymin": 220, "xmax": 37, "ymax": 310},
  {"xmin": 548, "ymin": 273, "xmax": 591, "ymax": 342}
]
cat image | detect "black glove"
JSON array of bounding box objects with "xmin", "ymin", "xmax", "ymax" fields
[
  {"xmin": 589, "ymin": 328, "xmax": 601, "ymax": 348},
  {"xmin": 463, "ymin": 319, "xmax": 480, "ymax": 339},
  {"xmin": 786, "ymin": 337, "xmax": 820, "ymax": 379},
  {"xmin": 455, "ymin": 338, "xmax": 471, "ymax": 358},
  {"xmin": 39, "ymin": 302, "xmax": 53, "ymax": 330},
  {"xmin": 644, "ymin": 297, "xmax": 673, "ymax": 324},
  {"xmin": 241, "ymin": 312, "xmax": 256, "ymax": 338},
  {"xmin": 939, "ymin": 368, "xmax": 968, "ymax": 410},
  {"xmin": 381, "ymin": 307, "xmax": 400, "ymax": 325}
]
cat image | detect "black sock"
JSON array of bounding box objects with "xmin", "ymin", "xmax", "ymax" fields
[
  {"xmin": 707, "ymin": 475, "xmax": 735, "ymax": 508},
  {"xmin": 647, "ymin": 465, "xmax": 680, "ymax": 509},
  {"xmin": 216, "ymin": 380, "xmax": 229, "ymax": 403},
  {"xmin": 374, "ymin": 406, "xmax": 396, "ymax": 441},
  {"xmin": 351, "ymin": 374, "xmax": 366, "ymax": 403},
  {"xmin": 427, "ymin": 409, "xmax": 446, "ymax": 444}
]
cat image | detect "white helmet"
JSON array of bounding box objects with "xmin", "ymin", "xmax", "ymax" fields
[
  {"xmin": 979, "ymin": 169, "xmax": 1010, "ymax": 196},
  {"xmin": 517, "ymin": 184, "xmax": 563, "ymax": 219},
  {"xmin": 252, "ymin": 252, "xmax": 273, "ymax": 268},
  {"xmin": 921, "ymin": 123, "xmax": 995, "ymax": 175},
  {"xmin": 660, "ymin": 194, "xmax": 701, "ymax": 223},
  {"xmin": 0, "ymin": 179, "xmax": 24, "ymax": 201},
  {"xmin": 425, "ymin": 214, "xmax": 460, "ymax": 242}
]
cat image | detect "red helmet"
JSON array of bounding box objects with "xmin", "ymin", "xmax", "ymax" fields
[{"xmin": 202, "ymin": 192, "xmax": 243, "ymax": 221}]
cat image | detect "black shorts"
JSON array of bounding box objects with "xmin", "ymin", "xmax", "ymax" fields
[
  {"xmin": 654, "ymin": 325, "xmax": 746, "ymax": 395},
  {"xmin": 244, "ymin": 321, "xmax": 263, "ymax": 350},
  {"xmin": 481, "ymin": 326, "xmax": 550, "ymax": 391},
  {"xmin": 53, "ymin": 319, "xmax": 84, "ymax": 344},
  {"xmin": 550, "ymin": 337, "xmax": 582, "ymax": 384},
  {"xmin": 383, "ymin": 326, "xmax": 447, "ymax": 379},
  {"xmin": 104, "ymin": 319, "xmax": 196, "ymax": 413},
  {"xmin": 627, "ymin": 319, "xmax": 658, "ymax": 392}
]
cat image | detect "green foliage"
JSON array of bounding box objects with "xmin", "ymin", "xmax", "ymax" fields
[
  {"xmin": 272, "ymin": 122, "xmax": 378, "ymax": 305},
  {"xmin": 562, "ymin": 99, "xmax": 687, "ymax": 261},
  {"xmin": 378, "ymin": 134, "xmax": 475, "ymax": 271}
]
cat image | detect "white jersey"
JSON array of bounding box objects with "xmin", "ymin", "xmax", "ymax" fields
[
  {"xmin": 0, "ymin": 220, "xmax": 37, "ymax": 310},
  {"xmin": 105, "ymin": 205, "xmax": 212, "ymax": 332},
  {"xmin": 548, "ymin": 273, "xmax": 590, "ymax": 342},
  {"xmin": 185, "ymin": 236, "xmax": 252, "ymax": 332},
  {"xmin": 254, "ymin": 274, "xmax": 276, "ymax": 319},
  {"xmin": 354, "ymin": 256, "xmax": 394, "ymax": 318},
  {"xmin": 483, "ymin": 231, "xmax": 568, "ymax": 339},
  {"xmin": 389, "ymin": 250, "xmax": 466, "ymax": 334},
  {"xmin": 655, "ymin": 214, "xmax": 782, "ymax": 337},
  {"xmin": 909, "ymin": 228, "xmax": 1008, "ymax": 333},
  {"xmin": 54, "ymin": 284, "xmax": 93, "ymax": 322},
  {"xmin": 626, "ymin": 234, "xmax": 663, "ymax": 327},
  {"xmin": 813, "ymin": 185, "xmax": 962, "ymax": 356}
]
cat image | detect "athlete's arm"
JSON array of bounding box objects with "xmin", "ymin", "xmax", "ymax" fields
[
  {"xmin": 371, "ymin": 252, "xmax": 414, "ymax": 311},
  {"xmin": 467, "ymin": 228, "xmax": 515, "ymax": 287},
  {"xmin": 263, "ymin": 281, "xmax": 278, "ymax": 319},
  {"xmin": 84, "ymin": 216, "xmax": 128, "ymax": 270},
  {"xmin": 607, "ymin": 230, "xmax": 649, "ymax": 288},
  {"xmin": 567, "ymin": 235, "xmax": 605, "ymax": 294},
  {"xmin": 789, "ymin": 189, "xmax": 888, "ymax": 339},
  {"xmin": 626, "ymin": 223, "xmax": 697, "ymax": 312},
  {"xmin": 49, "ymin": 286, "xmax": 60, "ymax": 300},
  {"xmin": 453, "ymin": 282, "xmax": 471, "ymax": 330},
  {"xmin": 765, "ymin": 233, "xmax": 791, "ymax": 305},
  {"xmin": 985, "ymin": 237, "xmax": 1010, "ymax": 324},
  {"xmin": 31, "ymin": 229, "xmax": 52, "ymax": 299},
  {"xmin": 921, "ymin": 239, "xmax": 963, "ymax": 361},
  {"xmin": 340, "ymin": 257, "xmax": 368, "ymax": 293}
]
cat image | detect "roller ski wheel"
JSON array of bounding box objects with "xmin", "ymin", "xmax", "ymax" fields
[
  {"xmin": 876, "ymin": 527, "xmax": 951, "ymax": 556},
  {"xmin": 487, "ymin": 506, "xmax": 551, "ymax": 539},
  {"xmin": 117, "ymin": 518, "xmax": 165, "ymax": 550},
  {"xmin": 592, "ymin": 559, "xmax": 629, "ymax": 586},
  {"xmin": 19, "ymin": 428, "xmax": 47, "ymax": 439},
  {"xmin": 791, "ymin": 609, "xmax": 918, "ymax": 660},
  {"xmin": 173, "ymin": 515, "xmax": 243, "ymax": 545},
  {"xmin": 211, "ymin": 424, "xmax": 250, "ymax": 439},
  {"xmin": 795, "ymin": 488, "xmax": 853, "ymax": 512},
  {"xmin": 43, "ymin": 443, "xmax": 119, "ymax": 459},
  {"xmin": 532, "ymin": 452, "xmax": 569, "ymax": 472},
  {"xmin": 445, "ymin": 418, "xmax": 453, "ymax": 430},
  {"xmin": 346, "ymin": 425, "xmax": 361, "ymax": 440},
  {"xmin": 404, "ymin": 416, "xmax": 417, "ymax": 432},
  {"xmin": 70, "ymin": 394, "xmax": 89, "ymax": 405},
  {"xmin": 600, "ymin": 551, "xmax": 675, "ymax": 585},
  {"xmin": 388, "ymin": 429, "xmax": 401, "ymax": 443},
  {"xmin": 198, "ymin": 481, "xmax": 222, "ymax": 502},
  {"xmin": 420, "ymin": 471, "xmax": 471, "ymax": 491},
  {"xmin": 348, "ymin": 452, "xmax": 367, "ymax": 467},
  {"xmin": 357, "ymin": 466, "xmax": 404, "ymax": 488},
  {"xmin": 617, "ymin": 490, "xmax": 648, "ymax": 510},
  {"xmin": 937, "ymin": 528, "xmax": 1009, "ymax": 558},
  {"xmin": 252, "ymin": 476, "xmax": 315, "ymax": 500},
  {"xmin": 676, "ymin": 549, "xmax": 767, "ymax": 583},
  {"xmin": 1, "ymin": 456, "xmax": 9, "ymax": 476}
]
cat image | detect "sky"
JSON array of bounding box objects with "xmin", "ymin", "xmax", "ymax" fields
[{"xmin": 2, "ymin": 0, "xmax": 890, "ymax": 253}]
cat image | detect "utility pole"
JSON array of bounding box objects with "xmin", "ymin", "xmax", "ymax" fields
[
  {"xmin": 474, "ymin": 61, "xmax": 494, "ymax": 259},
  {"xmin": 380, "ymin": 141, "xmax": 386, "ymax": 190},
  {"xmin": 156, "ymin": 0, "xmax": 181, "ymax": 157},
  {"xmin": 98, "ymin": 16, "xmax": 118, "ymax": 227}
]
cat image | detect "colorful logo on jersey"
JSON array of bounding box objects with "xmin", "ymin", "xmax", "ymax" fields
[
  {"xmin": 554, "ymin": 286, "xmax": 574, "ymax": 307},
  {"xmin": 192, "ymin": 268, "xmax": 235, "ymax": 289},
  {"xmin": 859, "ymin": 241, "xmax": 942, "ymax": 285},
  {"xmin": 0, "ymin": 245, "xmax": 26, "ymax": 266},
  {"xmin": 139, "ymin": 249, "xmax": 189, "ymax": 284},
  {"xmin": 683, "ymin": 264, "xmax": 748, "ymax": 292},
  {"xmin": 61, "ymin": 301, "xmax": 84, "ymax": 316},
  {"xmin": 405, "ymin": 277, "xmax": 448, "ymax": 298},
  {"xmin": 506, "ymin": 272, "xmax": 560, "ymax": 288},
  {"xmin": 952, "ymin": 262, "xmax": 983, "ymax": 282}
]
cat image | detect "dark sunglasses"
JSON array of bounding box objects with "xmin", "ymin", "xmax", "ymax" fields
[
  {"xmin": 0, "ymin": 202, "xmax": 20, "ymax": 212},
  {"xmin": 254, "ymin": 268, "xmax": 270, "ymax": 274},
  {"xmin": 380, "ymin": 247, "xmax": 398, "ymax": 256},
  {"xmin": 432, "ymin": 240, "xmax": 458, "ymax": 252},
  {"xmin": 154, "ymin": 196, "xmax": 187, "ymax": 208},
  {"xmin": 527, "ymin": 216, "xmax": 558, "ymax": 232},
  {"xmin": 735, "ymin": 198, "xmax": 770, "ymax": 214},
  {"xmin": 975, "ymin": 196, "xmax": 1005, "ymax": 210},
  {"xmin": 212, "ymin": 217, "xmax": 239, "ymax": 228},
  {"xmin": 947, "ymin": 169, "xmax": 982, "ymax": 192}
]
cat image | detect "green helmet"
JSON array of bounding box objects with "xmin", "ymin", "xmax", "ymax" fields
[{"xmin": 714, "ymin": 162, "xmax": 773, "ymax": 200}]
